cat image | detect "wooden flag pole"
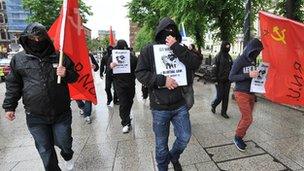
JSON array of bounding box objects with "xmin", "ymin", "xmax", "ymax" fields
[{"xmin": 57, "ymin": 0, "xmax": 68, "ymax": 84}]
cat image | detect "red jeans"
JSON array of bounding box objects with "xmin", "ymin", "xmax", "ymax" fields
[{"xmin": 235, "ymin": 91, "xmax": 255, "ymax": 138}]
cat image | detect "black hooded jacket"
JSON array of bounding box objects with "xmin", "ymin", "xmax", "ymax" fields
[
  {"xmin": 2, "ymin": 23, "xmax": 79, "ymax": 119},
  {"xmin": 110, "ymin": 40, "xmax": 138, "ymax": 90},
  {"xmin": 229, "ymin": 38, "xmax": 263, "ymax": 93},
  {"xmin": 100, "ymin": 46, "xmax": 113, "ymax": 77},
  {"xmin": 135, "ymin": 17, "xmax": 202, "ymax": 110},
  {"xmin": 214, "ymin": 41, "xmax": 233, "ymax": 82}
]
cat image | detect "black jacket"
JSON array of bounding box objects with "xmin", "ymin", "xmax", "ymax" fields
[
  {"xmin": 100, "ymin": 48, "xmax": 113, "ymax": 77},
  {"xmin": 214, "ymin": 42, "xmax": 233, "ymax": 83},
  {"xmin": 2, "ymin": 23, "xmax": 79, "ymax": 119},
  {"xmin": 229, "ymin": 38, "xmax": 263, "ymax": 93},
  {"xmin": 135, "ymin": 18, "xmax": 202, "ymax": 110}
]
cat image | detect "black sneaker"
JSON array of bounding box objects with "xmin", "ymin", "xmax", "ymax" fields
[
  {"xmin": 211, "ymin": 106, "xmax": 216, "ymax": 114},
  {"xmin": 107, "ymin": 100, "xmax": 112, "ymax": 105},
  {"xmin": 221, "ymin": 113, "xmax": 230, "ymax": 119},
  {"xmin": 172, "ymin": 161, "xmax": 182, "ymax": 171},
  {"xmin": 233, "ymin": 136, "xmax": 246, "ymax": 152}
]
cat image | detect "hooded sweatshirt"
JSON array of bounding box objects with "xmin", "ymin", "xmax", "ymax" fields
[
  {"xmin": 229, "ymin": 38, "xmax": 263, "ymax": 93},
  {"xmin": 214, "ymin": 41, "xmax": 233, "ymax": 82},
  {"xmin": 110, "ymin": 40, "xmax": 138, "ymax": 90},
  {"xmin": 3, "ymin": 23, "xmax": 79, "ymax": 118},
  {"xmin": 135, "ymin": 17, "xmax": 202, "ymax": 110}
]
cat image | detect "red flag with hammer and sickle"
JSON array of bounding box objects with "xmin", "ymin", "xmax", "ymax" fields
[{"xmin": 260, "ymin": 11, "xmax": 304, "ymax": 106}]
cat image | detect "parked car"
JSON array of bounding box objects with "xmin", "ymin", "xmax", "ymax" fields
[{"xmin": 0, "ymin": 58, "xmax": 11, "ymax": 81}]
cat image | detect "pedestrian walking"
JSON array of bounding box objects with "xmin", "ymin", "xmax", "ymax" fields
[
  {"xmin": 211, "ymin": 41, "xmax": 233, "ymax": 119},
  {"xmin": 229, "ymin": 38, "xmax": 263, "ymax": 151},
  {"xmin": 76, "ymin": 53, "xmax": 99, "ymax": 124},
  {"xmin": 100, "ymin": 45, "xmax": 119, "ymax": 105},
  {"xmin": 110, "ymin": 40, "xmax": 138, "ymax": 134},
  {"xmin": 2, "ymin": 23, "xmax": 79, "ymax": 171},
  {"xmin": 136, "ymin": 17, "xmax": 201, "ymax": 171}
]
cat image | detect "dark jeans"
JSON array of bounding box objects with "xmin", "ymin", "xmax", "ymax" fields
[
  {"xmin": 152, "ymin": 105, "xmax": 191, "ymax": 171},
  {"xmin": 105, "ymin": 75, "xmax": 118, "ymax": 103},
  {"xmin": 212, "ymin": 82, "xmax": 231, "ymax": 114},
  {"xmin": 76, "ymin": 100, "xmax": 92, "ymax": 117},
  {"xmin": 116, "ymin": 86, "xmax": 135, "ymax": 126},
  {"xmin": 26, "ymin": 113, "xmax": 74, "ymax": 171}
]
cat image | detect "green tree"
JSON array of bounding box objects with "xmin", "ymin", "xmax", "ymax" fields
[
  {"xmin": 275, "ymin": 0, "xmax": 304, "ymax": 22},
  {"xmin": 134, "ymin": 25, "xmax": 154, "ymax": 52},
  {"xmin": 22, "ymin": 0, "xmax": 92, "ymax": 28},
  {"xmin": 87, "ymin": 36, "xmax": 109, "ymax": 52}
]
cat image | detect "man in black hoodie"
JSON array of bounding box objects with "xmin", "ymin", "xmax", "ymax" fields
[
  {"xmin": 110, "ymin": 39, "xmax": 137, "ymax": 133},
  {"xmin": 136, "ymin": 17, "xmax": 201, "ymax": 171},
  {"xmin": 2, "ymin": 23, "xmax": 79, "ymax": 171},
  {"xmin": 100, "ymin": 45, "xmax": 118, "ymax": 105},
  {"xmin": 229, "ymin": 38, "xmax": 263, "ymax": 152},
  {"xmin": 211, "ymin": 41, "xmax": 233, "ymax": 118}
]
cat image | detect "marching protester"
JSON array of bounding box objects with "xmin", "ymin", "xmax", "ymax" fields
[
  {"xmin": 2, "ymin": 23, "xmax": 79, "ymax": 171},
  {"xmin": 76, "ymin": 53, "xmax": 99, "ymax": 124},
  {"xmin": 100, "ymin": 45, "xmax": 119, "ymax": 105},
  {"xmin": 229, "ymin": 38, "xmax": 263, "ymax": 151},
  {"xmin": 211, "ymin": 41, "xmax": 233, "ymax": 119},
  {"xmin": 136, "ymin": 17, "xmax": 201, "ymax": 171},
  {"xmin": 109, "ymin": 39, "xmax": 138, "ymax": 134}
]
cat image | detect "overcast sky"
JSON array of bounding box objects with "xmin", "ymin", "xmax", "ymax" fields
[{"xmin": 83, "ymin": 0, "xmax": 130, "ymax": 43}]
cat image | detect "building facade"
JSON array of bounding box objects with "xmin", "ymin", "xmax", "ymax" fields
[
  {"xmin": 0, "ymin": 0, "xmax": 9, "ymax": 54},
  {"xmin": 98, "ymin": 30, "xmax": 116, "ymax": 40},
  {"xmin": 5, "ymin": 0, "xmax": 29, "ymax": 42},
  {"xmin": 129, "ymin": 21, "xmax": 139, "ymax": 48}
]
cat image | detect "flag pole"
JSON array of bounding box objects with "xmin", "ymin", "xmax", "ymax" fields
[{"xmin": 57, "ymin": 0, "xmax": 68, "ymax": 84}]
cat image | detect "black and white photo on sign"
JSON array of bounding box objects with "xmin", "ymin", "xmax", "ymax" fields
[
  {"xmin": 250, "ymin": 62, "xmax": 269, "ymax": 94},
  {"xmin": 112, "ymin": 50, "xmax": 131, "ymax": 74},
  {"xmin": 153, "ymin": 44, "xmax": 187, "ymax": 86}
]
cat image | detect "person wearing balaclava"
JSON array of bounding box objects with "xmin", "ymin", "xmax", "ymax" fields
[
  {"xmin": 2, "ymin": 23, "xmax": 79, "ymax": 171},
  {"xmin": 135, "ymin": 17, "xmax": 202, "ymax": 171},
  {"xmin": 229, "ymin": 38, "xmax": 263, "ymax": 152},
  {"xmin": 109, "ymin": 39, "xmax": 137, "ymax": 134},
  {"xmin": 211, "ymin": 41, "xmax": 233, "ymax": 119}
]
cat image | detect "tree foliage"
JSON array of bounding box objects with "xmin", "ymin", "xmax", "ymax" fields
[
  {"xmin": 22, "ymin": 0, "xmax": 92, "ymax": 28},
  {"xmin": 134, "ymin": 25, "xmax": 154, "ymax": 52},
  {"xmin": 274, "ymin": 0, "xmax": 304, "ymax": 22},
  {"xmin": 87, "ymin": 36, "xmax": 109, "ymax": 52}
]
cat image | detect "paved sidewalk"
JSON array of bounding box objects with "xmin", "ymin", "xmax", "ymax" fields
[{"xmin": 0, "ymin": 74, "xmax": 304, "ymax": 171}]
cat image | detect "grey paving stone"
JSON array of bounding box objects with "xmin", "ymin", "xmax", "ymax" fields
[
  {"xmin": 195, "ymin": 161, "xmax": 220, "ymax": 171},
  {"xmin": 217, "ymin": 154, "xmax": 287, "ymax": 171},
  {"xmin": 168, "ymin": 164, "xmax": 198, "ymax": 171},
  {"xmin": 206, "ymin": 141, "xmax": 265, "ymax": 162},
  {"xmin": 1, "ymin": 146, "xmax": 40, "ymax": 162},
  {"xmin": 0, "ymin": 161, "xmax": 18, "ymax": 171},
  {"xmin": 11, "ymin": 160, "xmax": 44, "ymax": 171}
]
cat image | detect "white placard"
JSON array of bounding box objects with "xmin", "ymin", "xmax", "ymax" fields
[
  {"xmin": 153, "ymin": 44, "xmax": 187, "ymax": 87},
  {"xmin": 250, "ymin": 62, "xmax": 269, "ymax": 93},
  {"xmin": 112, "ymin": 50, "xmax": 131, "ymax": 74}
]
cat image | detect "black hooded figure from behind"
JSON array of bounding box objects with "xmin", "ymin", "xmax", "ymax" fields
[
  {"xmin": 109, "ymin": 39, "xmax": 138, "ymax": 133},
  {"xmin": 2, "ymin": 23, "xmax": 79, "ymax": 170},
  {"xmin": 211, "ymin": 41, "xmax": 233, "ymax": 119}
]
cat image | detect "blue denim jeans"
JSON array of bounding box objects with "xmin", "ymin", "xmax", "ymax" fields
[
  {"xmin": 26, "ymin": 112, "xmax": 74, "ymax": 171},
  {"xmin": 76, "ymin": 100, "xmax": 92, "ymax": 117},
  {"xmin": 152, "ymin": 105, "xmax": 191, "ymax": 171}
]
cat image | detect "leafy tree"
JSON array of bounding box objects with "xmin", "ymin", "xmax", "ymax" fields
[
  {"xmin": 87, "ymin": 36, "xmax": 109, "ymax": 52},
  {"xmin": 22, "ymin": 0, "xmax": 92, "ymax": 28},
  {"xmin": 274, "ymin": 0, "xmax": 304, "ymax": 22},
  {"xmin": 134, "ymin": 25, "xmax": 154, "ymax": 52}
]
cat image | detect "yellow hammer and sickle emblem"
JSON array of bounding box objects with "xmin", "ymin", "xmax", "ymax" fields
[{"xmin": 271, "ymin": 26, "xmax": 286, "ymax": 44}]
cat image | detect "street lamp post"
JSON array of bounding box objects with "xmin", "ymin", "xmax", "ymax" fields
[{"xmin": 243, "ymin": 0, "xmax": 251, "ymax": 48}]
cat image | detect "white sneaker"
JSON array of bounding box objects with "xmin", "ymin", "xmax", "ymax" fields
[
  {"xmin": 65, "ymin": 159, "xmax": 74, "ymax": 170},
  {"xmin": 85, "ymin": 116, "xmax": 91, "ymax": 124},
  {"xmin": 79, "ymin": 109, "xmax": 84, "ymax": 115},
  {"xmin": 122, "ymin": 125, "xmax": 131, "ymax": 134}
]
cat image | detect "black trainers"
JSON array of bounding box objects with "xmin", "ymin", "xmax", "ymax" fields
[
  {"xmin": 233, "ymin": 136, "xmax": 246, "ymax": 152},
  {"xmin": 211, "ymin": 106, "xmax": 216, "ymax": 114},
  {"xmin": 172, "ymin": 160, "xmax": 182, "ymax": 171},
  {"xmin": 221, "ymin": 113, "xmax": 230, "ymax": 119}
]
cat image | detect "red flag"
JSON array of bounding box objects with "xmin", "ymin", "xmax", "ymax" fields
[
  {"xmin": 260, "ymin": 11, "xmax": 304, "ymax": 106},
  {"xmin": 109, "ymin": 26, "xmax": 116, "ymax": 46},
  {"xmin": 48, "ymin": 0, "xmax": 97, "ymax": 105}
]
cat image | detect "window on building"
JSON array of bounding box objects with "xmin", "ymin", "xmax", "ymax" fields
[
  {"xmin": 0, "ymin": 29, "xmax": 7, "ymax": 40},
  {"xmin": 2, "ymin": 1, "xmax": 5, "ymax": 10},
  {"xmin": 0, "ymin": 14, "xmax": 4, "ymax": 24}
]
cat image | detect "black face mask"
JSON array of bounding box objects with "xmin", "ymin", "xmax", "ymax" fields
[
  {"xmin": 249, "ymin": 50, "xmax": 261, "ymax": 61},
  {"xmin": 28, "ymin": 38, "xmax": 49, "ymax": 54},
  {"xmin": 224, "ymin": 47, "xmax": 230, "ymax": 53},
  {"xmin": 158, "ymin": 30, "xmax": 178, "ymax": 44}
]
